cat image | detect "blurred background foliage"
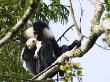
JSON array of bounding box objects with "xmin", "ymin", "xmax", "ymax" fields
[{"xmin": 0, "ymin": 0, "xmax": 69, "ymax": 81}]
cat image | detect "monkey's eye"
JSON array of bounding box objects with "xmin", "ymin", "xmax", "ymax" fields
[
  {"xmin": 27, "ymin": 45, "xmax": 30, "ymax": 47},
  {"xmin": 32, "ymin": 40, "xmax": 35, "ymax": 43},
  {"xmin": 34, "ymin": 31, "xmax": 37, "ymax": 34}
]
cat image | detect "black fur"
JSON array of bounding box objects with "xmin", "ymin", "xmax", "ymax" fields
[
  {"xmin": 22, "ymin": 46, "xmax": 36, "ymax": 61},
  {"xmin": 21, "ymin": 45, "xmax": 37, "ymax": 75}
]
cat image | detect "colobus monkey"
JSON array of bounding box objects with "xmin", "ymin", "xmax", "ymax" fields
[{"xmin": 21, "ymin": 21, "xmax": 81, "ymax": 78}]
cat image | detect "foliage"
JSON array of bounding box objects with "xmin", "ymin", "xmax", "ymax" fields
[
  {"xmin": 30, "ymin": 0, "xmax": 69, "ymax": 24},
  {"xmin": 104, "ymin": 0, "xmax": 110, "ymax": 18},
  {"xmin": 60, "ymin": 62, "xmax": 82, "ymax": 82},
  {"xmin": 0, "ymin": 0, "xmax": 29, "ymax": 39},
  {"xmin": 0, "ymin": 0, "xmax": 31, "ymax": 81}
]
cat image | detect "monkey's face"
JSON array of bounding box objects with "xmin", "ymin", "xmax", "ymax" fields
[{"xmin": 26, "ymin": 38, "xmax": 37, "ymax": 49}]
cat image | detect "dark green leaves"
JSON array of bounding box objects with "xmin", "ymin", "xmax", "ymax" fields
[
  {"xmin": 103, "ymin": 0, "xmax": 110, "ymax": 18},
  {"xmin": 34, "ymin": 0, "xmax": 69, "ymax": 24},
  {"xmin": 60, "ymin": 63, "xmax": 82, "ymax": 82},
  {"xmin": 104, "ymin": 0, "xmax": 110, "ymax": 12},
  {"xmin": 105, "ymin": 4, "xmax": 110, "ymax": 12}
]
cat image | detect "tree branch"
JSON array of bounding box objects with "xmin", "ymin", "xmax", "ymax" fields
[
  {"xmin": 0, "ymin": 0, "xmax": 40, "ymax": 48},
  {"xmin": 90, "ymin": 0, "xmax": 104, "ymax": 33}
]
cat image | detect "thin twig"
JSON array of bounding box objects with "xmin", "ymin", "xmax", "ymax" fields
[
  {"xmin": 57, "ymin": 24, "xmax": 74, "ymax": 42},
  {"xmin": 83, "ymin": 35, "xmax": 110, "ymax": 50},
  {"xmin": 69, "ymin": 0, "xmax": 83, "ymax": 40},
  {"xmin": 79, "ymin": 0, "xmax": 84, "ymax": 30}
]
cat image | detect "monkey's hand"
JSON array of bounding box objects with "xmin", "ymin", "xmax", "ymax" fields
[
  {"xmin": 34, "ymin": 41, "xmax": 42, "ymax": 59},
  {"xmin": 34, "ymin": 51, "xmax": 39, "ymax": 59},
  {"xmin": 68, "ymin": 40, "xmax": 81, "ymax": 50},
  {"xmin": 74, "ymin": 40, "xmax": 81, "ymax": 47}
]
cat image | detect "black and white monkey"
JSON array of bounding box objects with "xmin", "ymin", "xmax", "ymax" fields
[{"xmin": 21, "ymin": 21, "xmax": 81, "ymax": 77}]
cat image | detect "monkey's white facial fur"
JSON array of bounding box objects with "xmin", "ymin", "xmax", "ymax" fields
[
  {"xmin": 25, "ymin": 27, "xmax": 35, "ymax": 38},
  {"xmin": 43, "ymin": 28, "xmax": 54, "ymax": 38},
  {"xmin": 26, "ymin": 38, "xmax": 37, "ymax": 49}
]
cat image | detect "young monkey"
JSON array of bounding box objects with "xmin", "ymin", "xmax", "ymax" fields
[{"xmin": 26, "ymin": 37, "xmax": 42, "ymax": 58}]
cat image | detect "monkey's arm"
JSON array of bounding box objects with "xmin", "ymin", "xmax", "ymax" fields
[{"xmin": 34, "ymin": 41, "xmax": 42, "ymax": 58}]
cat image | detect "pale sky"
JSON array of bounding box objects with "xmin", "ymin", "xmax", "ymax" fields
[{"xmin": 47, "ymin": 0, "xmax": 110, "ymax": 82}]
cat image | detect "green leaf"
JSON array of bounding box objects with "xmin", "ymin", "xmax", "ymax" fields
[
  {"xmin": 104, "ymin": 13, "xmax": 110, "ymax": 18},
  {"xmin": 105, "ymin": 4, "xmax": 110, "ymax": 12},
  {"xmin": 108, "ymin": 0, "xmax": 110, "ymax": 3},
  {"xmin": 77, "ymin": 69, "xmax": 82, "ymax": 76},
  {"xmin": 73, "ymin": 63, "xmax": 80, "ymax": 69},
  {"xmin": 60, "ymin": 65, "xmax": 67, "ymax": 71},
  {"xmin": 104, "ymin": 0, "xmax": 108, "ymax": 3}
]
